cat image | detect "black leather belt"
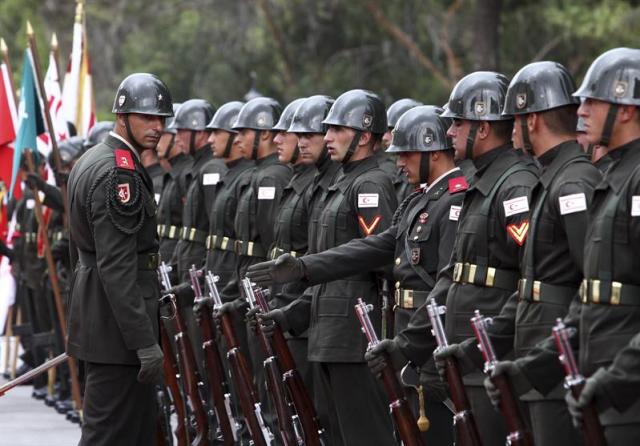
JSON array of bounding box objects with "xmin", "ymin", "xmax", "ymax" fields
[
  {"xmin": 157, "ymin": 224, "xmax": 179, "ymax": 240},
  {"xmin": 179, "ymin": 226, "xmax": 207, "ymax": 244},
  {"xmin": 78, "ymin": 250, "xmax": 160, "ymax": 270},
  {"xmin": 580, "ymin": 278, "xmax": 640, "ymax": 306},
  {"xmin": 235, "ymin": 240, "xmax": 266, "ymax": 257},
  {"xmin": 268, "ymin": 246, "xmax": 303, "ymax": 260},
  {"xmin": 394, "ymin": 285, "xmax": 430, "ymax": 309},
  {"xmin": 518, "ymin": 278, "xmax": 577, "ymax": 305},
  {"xmin": 453, "ymin": 262, "xmax": 519, "ymax": 291},
  {"xmin": 206, "ymin": 235, "xmax": 237, "ymax": 252}
]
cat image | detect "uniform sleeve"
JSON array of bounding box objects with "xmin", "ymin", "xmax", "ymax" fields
[
  {"xmin": 352, "ymin": 178, "xmax": 397, "ymax": 239},
  {"xmin": 281, "ymin": 288, "xmax": 313, "ymax": 336},
  {"xmin": 496, "ymin": 171, "xmax": 538, "ymax": 252},
  {"xmin": 598, "ymin": 331, "xmax": 640, "ymax": 412},
  {"xmin": 41, "ymin": 182, "xmax": 65, "ymax": 212},
  {"xmin": 256, "ymin": 166, "xmax": 292, "ymax": 250},
  {"xmin": 90, "ymin": 169, "xmax": 156, "ymax": 351},
  {"xmin": 301, "ymin": 226, "xmax": 398, "ymax": 284}
]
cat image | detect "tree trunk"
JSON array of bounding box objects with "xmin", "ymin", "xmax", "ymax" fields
[{"xmin": 472, "ymin": 0, "xmax": 502, "ymax": 71}]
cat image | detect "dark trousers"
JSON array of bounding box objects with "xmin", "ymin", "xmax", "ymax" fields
[
  {"xmin": 80, "ymin": 362, "xmax": 156, "ymax": 446},
  {"xmin": 527, "ymin": 399, "xmax": 584, "ymax": 446},
  {"xmin": 313, "ymin": 362, "xmax": 396, "ymax": 446},
  {"xmin": 406, "ymin": 387, "xmax": 454, "ymax": 445},
  {"xmin": 466, "ymin": 385, "xmax": 509, "ymax": 445}
]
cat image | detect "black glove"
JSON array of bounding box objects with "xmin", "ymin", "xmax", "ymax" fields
[
  {"xmin": 483, "ymin": 361, "xmax": 532, "ymax": 409},
  {"xmin": 136, "ymin": 344, "xmax": 165, "ymax": 386},
  {"xmin": 433, "ymin": 343, "xmax": 474, "ymax": 382},
  {"xmin": 245, "ymin": 306, "xmax": 261, "ymax": 332},
  {"xmin": 420, "ymin": 374, "xmax": 449, "ymax": 403},
  {"xmin": 364, "ymin": 339, "xmax": 407, "ymax": 377},
  {"xmin": 565, "ymin": 368, "xmax": 606, "ymax": 429},
  {"xmin": 246, "ymin": 254, "xmax": 306, "ymax": 286},
  {"xmin": 26, "ymin": 173, "xmax": 46, "ymax": 191},
  {"xmin": 258, "ymin": 308, "xmax": 290, "ymax": 337},
  {"xmin": 215, "ymin": 298, "xmax": 247, "ymax": 318}
]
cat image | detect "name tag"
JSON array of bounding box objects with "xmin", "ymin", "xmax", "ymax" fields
[
  {"xmin": 154, "ymin": 193, "xmax": 160, "ymax": 204},
  {"xmin": 632, "ymin": 196, "xmax": 640, "ymax": 216},
  {"xmin": 202, "ymin": 173, "xmax": 220, "ymax": 185},
  {"xmin": 559, "ymin": 193, "xmax": 587, "ymax": 215},
  {"xmin": 358, "ymin": 193, "xmax": 379, "ymax": 208},
  {"xmin": 503, "ymin": 196, "xmax": 529, "ymax": 217},
  {"xmin": 449, "ymin": 205, "xmax": 461, "ymax": 221},
  {"xmin": 258, "ymin": 186, "xmax": 276, "ymax": 200}
]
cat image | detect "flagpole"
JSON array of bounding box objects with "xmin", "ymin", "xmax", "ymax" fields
[
  {"xmin": 0, "ymin": 38, "xmax": 18, "ymax": 107},
  {"xmin": 23, "ymin": 149, "xmax": 83, "ymax": 416},
  {"xmin": 26, "ymin": 21, "xmax": 69, "ymax": 219},
  {"xmin": 50, "ymin": 33, "xmax": 62, "ymax": 90}
]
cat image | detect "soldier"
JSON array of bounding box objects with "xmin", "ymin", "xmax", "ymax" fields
[
  {"xmin": 67, "ymin": 73, "xmax": 171, "ymax": 445},
  {"xmin": 383, "ymin": 98, "xmax": 423, "ymax": 202},
  {"xmin": 247, "ymin": 89, "xmax": 398, "ymax": 446},
  {"xmin": 576, "ymin": 116, "xmax": 610, "ymax": 171},
  {"xmin": 485, "ymin": 48, "xmax": 640, "ymax": 445},
  {"xmin": 360, "ymin": 72, "xmax": 539, "ymax": 445},
  {"xmin": 82, "ymin": 121, "xmax": 114, "ymax": 152},
  {"xmin": 156, "ymin": 101, "xmax": 191, "ymax": 264},
  {"xmin": 249, "ymin": 105, "xmax": 461, "ymax": 445},
  {"xmin": 139, "ymin": 141, "xmax": 165, "ymax": 200},
  {"xmin": 155, "ymin": 103, "xmax": 181, "ymax": 173},
  {"xmin": 435, "ymin": 61, "xmax": 602, "ymax": 446}
]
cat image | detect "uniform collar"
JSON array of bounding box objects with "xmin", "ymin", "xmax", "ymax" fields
[
  {"xmin": 603, "ymin": 138, "xmax": 640, "ymax": 193},
  {"xmin": 108, "ymin": 131, "xmax": 141, "ymax": 162},
  {"xmin": 469, "ymin": 145, "xmax": 520, "ymax": 196},
  {"xmin": 256, "ymin": 152, "xmax": 279, "ymax": 167},
  {"xmin": 538, "ymin": 141, "xmax": 587, "ymax": 189},
  {"xmin": 288, "ymin": 164, "xmax": 317, "ymax": 194},
  {"xmin": 425, "ymin": 167, "xmax": 460, "ymax": 194}
]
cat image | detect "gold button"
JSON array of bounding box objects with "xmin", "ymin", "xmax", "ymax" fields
[
  {"xmin": 395, "ymin": 281, "xmax": 401, "ymax": 289},
  {"xmin": 395, "ymin": 257, "xmax": 401, "ymax": 265},
  {"xmin": 416, "ymin": 226, "xmax": 422, "ymax": 233}
]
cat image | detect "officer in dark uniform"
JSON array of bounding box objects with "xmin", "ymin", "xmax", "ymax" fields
[
  {"xmin": 203, "ymin": 101, "xmax": 253, "ymax": 290},
  {"xmin": 247, "ymin": 89, "xmax": 398, "ymax": 446},
  {"xmin": 67, "ymin": 73, "xmax": 171, "ymax": 445},
  {"xmin": 249, "ymin": 106, "xmax": 462, "ymax": 445},
  {"xmin": 83, "ymin": 121, "xmax": 114, "ymax": 151},
  {"xmin": 156, "ymin": 102, "xmax": 192, "ymax": 264},
  {"xmin": 488, "ymin": 48, "xmax": 640, "ymax": 445},
  {"xmin": 383, "ymin": 98, "xmax": 423, "ymax": 203},
  {"xmin": 435, "ymin": 61, "xmax": 602, "ymax": 446},
  {"xmin": 362, "ymin": 72, "xmax": 539, "ymax": 445}
]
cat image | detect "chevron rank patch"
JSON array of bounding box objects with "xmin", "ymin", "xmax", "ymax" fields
[
  {"xmin": 507, "ymin": 220, "xmax": 529, "ymax": 246},
  {"xmin": 358, "ymin": 215, "xmax": 381, "ymax": 236}
]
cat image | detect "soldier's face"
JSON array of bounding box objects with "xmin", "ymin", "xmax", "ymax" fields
[
  {"xmin": 511, "ymin": 116, "xmax": 525, "ymax": 150},
  {"xmin": 156, "ymin": 133, "xmax": 175, "ymax": 159},
  {"xmin": 126, "ymin": 113, "xmax": 164, "ymax": 150},
  {"xmin": 236, "ymin": 128, "xmax": 256, "ymax": 159},
  {"xmin": 324, "ymin": 125, "xmax": 356, "ymax": 162},
  {"xmin": 382, "ymin": 129, "xmax": 393, "ymax": 148},
  {"xmin": 298, "ymin": 133, "xmax": 325, "ymax": 164},
  {"xmin": 396, "ymin": 151, "xmax": 422, "ymax": 185},
  {"xmin": 274, "ymin": 131, "xmax": 299, "ymax": 164},
  {"xmin": 577, "ymin": 98, "xmax": 611, "ymax": 145},
  {"xmin": 447, "ymin": 119, "xmax": 471, "ymax": 160},
  {"xmin": 209, "ymin": 129, "xmax": 232, "ymax": 158}
]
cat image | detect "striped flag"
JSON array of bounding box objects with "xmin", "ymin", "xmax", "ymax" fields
[
  {"xmin": 62, "ymin": 1, "xmax": 95, "ymax": 137},
  {"xmin": 38, "ymin": 38, "xmax": 69, "ymax": 156},
  {"xmin": 0, "ymin": 43, "xmax": 19, "ymax": 201}
]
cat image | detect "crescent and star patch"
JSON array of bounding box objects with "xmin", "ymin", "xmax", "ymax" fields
[
  {"xmin": 506, "ymin": 220, "xmax": 529, "ymax": 246},
  {"xmin": 117, "ymin": 183, "xmax": 131, "ymax": 204}
]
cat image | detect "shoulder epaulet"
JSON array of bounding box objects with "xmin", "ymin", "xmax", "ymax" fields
[
  {"xmin": 114, "ymin": 149, "xmax": 134, "ymax": 170},
  {"xmin": 448, "ymin": 176, "xmax": 468, "ymax": 194}
]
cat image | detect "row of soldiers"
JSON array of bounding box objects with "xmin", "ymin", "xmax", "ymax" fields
[{"xmin": 5, "ymin": 45, "xmax": 638, "ymax": 446}]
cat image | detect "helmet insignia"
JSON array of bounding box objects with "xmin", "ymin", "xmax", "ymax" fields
[
  {"xmin": 516, "ymin": 93, "xmax": 527, "ymax": 109},
  {"xmin": 118, "ymin": 95, "xmax": 126, "ymax": 107},
  {"xmin": 475, "ymin": 102, "xmax": 486, "ymax": 116},
  {"xmin": 614, "ymin": 81, "xmax": 627, "ymax": 97},
  {"xmin": 363, "ymin": 114, "xmax": 373, "ymax": 128}
]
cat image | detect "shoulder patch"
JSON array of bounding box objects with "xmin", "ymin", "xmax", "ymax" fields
[
  {"xmin": 448, "ymin": 176, "xmax": 468, "ymax": 194},
  {"xmin": 632, "ymin": 196, "xmax": 640, "ymax": 217},
  {"xmin": 114, "ymin": 149, "xmax": 134, "ymax": 170},
  {"xmin": 449, "ymin": 205, "xmax": 462, "ymax": 221},
  {"xmin": 503, "ymin": 196, "xmax": 529, "ymax": 217},
  {"xmin": 559, "ymin": 193, "xmax": 587, "ymax": 215},
  {"xmin": 358, "ymin": 193, "xmax": 379, "ymax": 208}
]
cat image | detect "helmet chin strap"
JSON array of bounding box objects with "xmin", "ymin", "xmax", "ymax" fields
[
  {"xmin": 124, "ymin": 115, "xmax": 145, "ymax": 153},
  {"xmin": 189, "ymin": 131, "xmax": 197, "ymax": 156},
  {"xmin": 290, "ymin": 144, "xmax": 300, "ymax": 164},
  {"xmin": 418, "ymin": 152, "xmax": 430, "ymax": 186},
  {"xmin": 520, "ymin": 116, "xmax": 534, "ymax": 155},
  {"xmin": 222, "ymin": 133, "xmax": 236, "ymax": 158},
  {"xmin": 251, "ymin": 130, "xmax": 262, "ymax": 160},
  {"xmin": 316, "ymin": 143, "xmax": 330, "ymax": 167},
  {"xmin": 341, "ymin": 130, "xmax": 362, "ymax": 164},
  {"xmin": 599, "ymin": 104, "xmax": 618, "ymax": 147},
  {"xmin": 465, "ymin": 122, "xmax": 478, "ymax": 161},
  {"xmin": 164, "ymin": 134, "xmax": 176, "ymax": 159}
]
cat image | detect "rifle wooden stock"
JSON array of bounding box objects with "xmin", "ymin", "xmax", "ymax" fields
[
  {"xmin": 160, "ymin": 322, "xmax": 189, "ymax": 446},
  {"xmin": 445, "ymin": 358, "xmax": 483, "ymax": 446},
  {"xmin": 196, "ymin": 301, "xmax": 237, "ymax": 446},
  {"xmin": 491, "ymin": 374, "xmax": 533, "ymax": 446},
  {"xmin": 570, "ymin": 382, "xmax": 607, "ymax": 446},
  {"xmin": 0, "ymin": 352, "xmax": 68, "ymax": 396},
  {"xmin": 218, "ymin": 310, "xmax": 271, "ymax": 446}
]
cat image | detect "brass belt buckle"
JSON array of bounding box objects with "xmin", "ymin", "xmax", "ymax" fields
[
  {"xmin": 403, "ymin": 289, "xmax": 414, "ymax": 308},
  {"xmin": 394, "ymin": 289, "xmax": 401, "ymax": 307},
  {"xmin": 453, "ymin": 262, "xmax": 463, "ymax": 282},
  {"xmin": 189, "ymin": 227, "xmax": 197, "ymax": 241},
  {"xmin": 532, "ymin": 280, "xmax": 541, "ymax": 302},
  {"xmin": 611, "ymin": 281, "xmax": 622, "ymax": 305}
]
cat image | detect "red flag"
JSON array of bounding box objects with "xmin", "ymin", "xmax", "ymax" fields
[{"xmin": 0, "ymin": 46, "xmax": 20, "ymax": 206}]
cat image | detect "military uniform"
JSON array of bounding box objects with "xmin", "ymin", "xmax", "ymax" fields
[
  {"xmin": 398, "ymin": 145, "xmax": 539, "ymax": 444},
  {"xmin": 67, "ymin": 133, "xmax": 161, "ymax": 445},
  {"xmin": 145, "ymin": 162, "xmax": 165, "ymax": 203}
]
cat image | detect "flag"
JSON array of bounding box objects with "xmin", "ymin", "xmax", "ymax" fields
[
  {"xmin": 9, "ymin": 49, "xmax": 46, "ymax": 197},
  {"xmin": 37, "ymin": 44, "xmax": 68, "ymax": 156},
  {"xmin": 0, "ymin": 53, "xmax": 19, "ymax": 201},
  {"xmin": 62, "ymin": 1, "xmax": 95, "ymax": 137}
]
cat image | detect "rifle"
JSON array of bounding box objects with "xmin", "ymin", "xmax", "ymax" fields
[
  {"xmin": 158, "ymin": 262, "xmax": 209, "ymax": 446},
  {"xmin": 381, "ymin": 279, "xmax": 394, "ymax": 339},
  {"xmin": 246, "ymin": 278, "xmax": 326, "ymax": 446},
  {"xmin": 354, "ymin": 298, "xmax": 425, "ymax": 446},
  {"xmin": 207, "ymin": 272, "xmax": 273, "ymax": 446},
  {"xmin": 552, "ymin": 318, "xmax": 607, "ymax": 446},
  {"xmin": 470, "ymin": 310, "xmax": 533, "ymax": 446},
  {"xmin": 426, "ymin": 298, "xmax": 482, "ymax": 446},
  {"xmin": 241, "ymin": 278, "xmax": 298, "ymax": 446},
  {"xmin": 156, "ymin": 386, "xmax": 174, "ymax": 446},
  {"xmin": 190, "ymin": 265, "xmax": 240, "ymax": 446},
  {"xmin": 0, "ymin": 352, "xmax": 68, "ymax": 397}
]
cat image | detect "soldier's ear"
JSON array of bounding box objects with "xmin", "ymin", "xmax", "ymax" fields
[
  {"xmin": 527, "ymin": 113, "xmax": 537, "ymax": 133},
  {"xmin": 619, "ymin": 104, "xmax": 639, "ymax": 124}
]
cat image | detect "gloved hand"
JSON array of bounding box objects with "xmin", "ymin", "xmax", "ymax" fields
[
  {"xmin": 54, "ymin": 171, "xmax": 69, "ymax": 186},
  {"xmin": 136, "ymin": 344, "xmax": 165, "ymax": 386},
  {"xmin": 245, "ymin": 306, "xmax": 261, "ymax": 332},
  {"xmin": 364, "ymin": 339, "xmax": 407, "ymax": 377},
  {"xmin": 258, "ymin": 308, "xmax": 290, "ymax": 337},
  {"xmin": 483, "ymin": 360, "xmax": 532, "ymax": 409},
  {"xmin": 420, "ymin": 374, "xmax": 449, "ymax": 403},
  {"xmin": 215, "ymin": 298, "xmax": 247, "ymax": 318},
  {"xmin": 26, "ymin": 173, "xmax": 47, "ymax": 191},
  {"xmin": 433, "ymin": 343, "xmax": 471, "ymax": 382},
  {"xmin": 246, "ymin": 254, "xmax": 306, "ymax": 286},
  {"xmin": 565, "ymin": 368, "xmax": 606, "ymax": 429}
]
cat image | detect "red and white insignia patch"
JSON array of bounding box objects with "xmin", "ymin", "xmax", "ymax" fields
[
  {"xmin": 358, "ymin": 215, "xmax": 382, "ymax": 236},
  {"xmin": 117, "ymin": 183, "xmax": 131, "ymax": 204},
  {"xmin": 448, "ymin": 177, "xmax": 468, "ymax": 193},
  {"xmin": 115, "ymin": 149, "xmax": 134, "ymax": 170},
  {"xmin": 506, "ymin": 220, "xmax": 529, "ymax": 246}
]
